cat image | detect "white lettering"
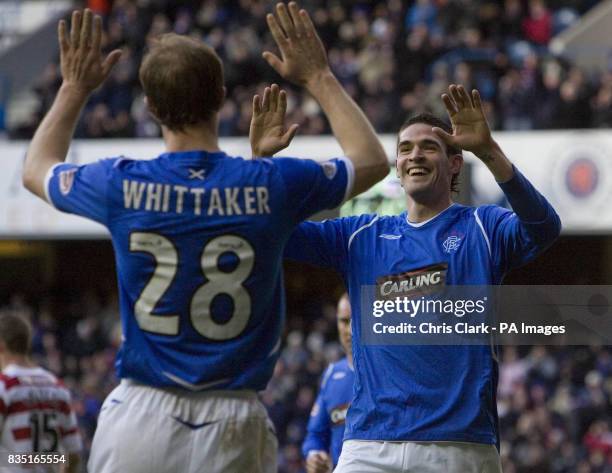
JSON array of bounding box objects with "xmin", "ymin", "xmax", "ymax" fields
[
  {"xmin": 257, "ymin": 186, "xmax": 271, "ymax": 214},
  {"xmin": 190, "ymin": 188, "xmax": 205, "ymax": 215},
  {"xmin": 208, "ymin": 188, "xmax": 225, "ymax": 216},
  {"xmin": 174, "ymin": 185, "xmax": 188, "ymax": 213},
  {"xmin": 123, "ymin": 180, "xmax": 146, "ymax": 209},
  {"xmin": 145, "ymin": 183, "xmax": 163, "ymax": 211},
  {"xmin": 225, "ymin": 188, "xmax": 242, "ymax": 216},
  {"xmin": 244, "ymin": 187, "xmax": 256, "ymax": 215}
]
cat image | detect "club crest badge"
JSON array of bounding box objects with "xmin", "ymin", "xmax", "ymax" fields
[
  {"xmin": 442, "ymin": 233, "xmax": 463, "ymax": 253},
  {"xmin": 59, "ymin": 168, "xmax": 77, "ymax": 195},
  {"xmin": 321, "ymin": 161, "xmax": 338, "ymax": 180}
]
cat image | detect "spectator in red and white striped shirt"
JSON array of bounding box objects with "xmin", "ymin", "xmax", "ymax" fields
[{"xmin": 0, "ymin": 313, "xmax": 82, "ymax": 473}]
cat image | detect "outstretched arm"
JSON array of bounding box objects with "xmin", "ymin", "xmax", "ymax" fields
[
  {"xmin": 263, "ymin": 2, "xmax": 388, "ymax": 197},
  {"xmin": 436, "ymin": 84, "xmax": 560, "ymax": 270},
  {"xmin": 22, "ymin": 9, "xmax": 121, "ymax": 200}
]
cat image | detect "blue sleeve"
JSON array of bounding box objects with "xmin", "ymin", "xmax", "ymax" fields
[
  {"xmin": 274, "ymin": 157, "xmax": 354, "ymax": 222},
  {"xmin": 302, "ymin": 369, "xmax": 332, "ymax": 458},
  {"xmin": 477, "ymin": 166, "xmax": 561, "ymax": 274},
  {"xmin": 284, "ymin": 217, "xmax": 360, "ymax": 273},
  {"xmin": 45, "ymin": 159, "xmax": 117, "ymax": 225}
]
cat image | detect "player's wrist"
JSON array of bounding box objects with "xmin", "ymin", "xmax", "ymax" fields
[
  {"xmin": 472, "ymin": 136, "xmax": 499, "ymax": 161},
  {"xmin": 251, "ymin": 146, "xmax": 265, "ymax": 158},
  {"xmin": 475, "ymin": 139, "xmax": 515, "ymax": 182},
  {"xmin": 58, "ymin": 81, "xmax": 92, "ymax": 101},
  {"xmin": 304, "ymin": 68, "xmax": 336, "ymax": 95}
]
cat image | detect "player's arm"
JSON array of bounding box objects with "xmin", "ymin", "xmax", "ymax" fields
[
  {"xmin": 263, "ymin": 2, "xmax": 388, "ymax": 197},
  {"xmin": 22, "ymin": 9, "xmax": 121, "ymax": 200},
  {"xmin": 284, "ymin": 215, "xmax": 368, "ymax": 272},
  {"xmin": 434, "ymin": 84, "xmax": 561, "ymax": 269},
  {"xmin": 302, "ymin": 373, "xmax": 333, "ymax": 473}
]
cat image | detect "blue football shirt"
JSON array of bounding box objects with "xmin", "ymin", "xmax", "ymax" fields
[
  {"xmin": 45, "ymin": 151, "xmax": 354, "ymax": 391},
  {"xmin": 286, "ymin": 168, "xmax": 560, "ymax": 445},
  {"xmin": 302, "ymin": 357, "xmax": 354, "ymax": 466}
]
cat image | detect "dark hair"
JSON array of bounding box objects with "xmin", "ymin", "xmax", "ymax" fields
[
  {"xmin": 398, "ymin": 113, "xmax": 462, "ymax": 193},
  {"xmin": 0, "ymin": 313, "xmax": 32, "ymax": 355},
  {"xmin": 139, "ymin": 33, "xmax": 224, "ymax": 131}
]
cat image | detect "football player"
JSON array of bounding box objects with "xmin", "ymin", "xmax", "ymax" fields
[
  {"xmin": 302, "ymin": 294, "xmax": 354, "ymax": 473},
  {"xmin": 21, "ymin": 4, "xmax": 388, "ymax": 472},
  {"xmin": 267, "ymin": 84, "xmax": 561, "ymax": 472},
  {"xmin": 0, "ymin": 313, "xmax": 82, "ymax": 473}
]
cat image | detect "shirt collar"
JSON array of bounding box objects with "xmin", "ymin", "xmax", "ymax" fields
[{"xmin": 404, "ymin": 203, "xmax": 456, "ymax": 228}]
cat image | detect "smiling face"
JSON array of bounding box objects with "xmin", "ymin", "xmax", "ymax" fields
[{"xmin": 396, "ymin": 122, "xmax": 463, "ymax": 202}]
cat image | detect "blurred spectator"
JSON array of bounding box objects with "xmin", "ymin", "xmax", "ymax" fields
[
  {"xmin": 1, "ymin": 291, "xmax": 610, "ymax": 473},
  {"xmin": 591, "ymin": 72, "xmax": 612, "ymax": 128},
  {"xmin": 523, "ymin": 0, "xmax": 553, "ymax": 46},
  {"xmin": 405, "ymin": 0, "xmax": 437, "ymax": 32},
  {"xmin": 7, "ymin": 0, "xmax": 608, "ymax": 139},
  {"xmin": 87, "ymin": 0, "xmax": 112, "ymax": 17}
]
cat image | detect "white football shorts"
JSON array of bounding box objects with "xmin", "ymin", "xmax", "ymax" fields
[
  {"xmin": 88, "ymin": 379, "xmax": 277, "ymax": 473},
  {"xmin": 334, "ymin": 440, "xmax": 502, "ymax": 473}
]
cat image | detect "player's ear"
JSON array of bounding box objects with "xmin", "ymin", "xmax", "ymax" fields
[{"xmin": 449, "ymin": 152, "xmax": 463, "ymax": 176}]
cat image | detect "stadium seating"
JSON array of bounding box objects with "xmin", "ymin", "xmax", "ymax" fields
[{"xmin": 6, "ymin": 0, "xmax": 612, "ymax": 140}]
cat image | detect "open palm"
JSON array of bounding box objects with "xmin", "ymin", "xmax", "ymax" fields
[
  {"xmin": 59, "ymin": 9, "xmax": 122, "ymax": 94},
  {"xmin": 250, "ymin": 84, "xmax": 298, "ymax": 157},
  {"xmin": 434, "ymin": 84, "xmax": 494, "ymax": 156}
]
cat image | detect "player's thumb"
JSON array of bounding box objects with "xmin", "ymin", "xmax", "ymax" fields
[
  {"xmin": 432, "ymin": 127, "xmax": 454, "ymax": 145},
  {"xmin": 102, "ymin": 49, "xmax": 123, "ymax": 77},
  {"xmin": 262, "ymin": 51, "xmax": 283, "ymax": 75},
  {"xmin": 282, "ymin": 124, "xmax": 299, "ymax": 146}
]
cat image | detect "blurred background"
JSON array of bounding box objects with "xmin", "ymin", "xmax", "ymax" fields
[{"xmin": 0, "ymin": 0, "xmax": 611, "ymax": 472}]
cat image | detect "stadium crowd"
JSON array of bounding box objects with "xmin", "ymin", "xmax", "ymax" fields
[
  {"xmin": 1, "ymin": 288, "xmax": 610, "ymax": 472},
  {"xmin": 7, "ymin": 0, "xmax": 612, "ymax": 139}
]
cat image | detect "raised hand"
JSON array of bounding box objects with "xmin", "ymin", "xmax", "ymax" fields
[
  {"xmin": 250, "ymin": 84, "xmax": 299, "ymax": 157},
  {"xmin": 263, "ymin": 2, "xmax": 330, "ymax": 87},
  {"xmin": 58, "ymin": 9, "xmax": 122, "ymax": 95},
  {"xmin": 433, "ymin": 84, "xmax": 494, "ymax": 158}
]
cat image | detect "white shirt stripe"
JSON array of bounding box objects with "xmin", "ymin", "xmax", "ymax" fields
[
  {"xmin": 338, "ymin": 157, "xmax": 355, "ymax": 204},
  {"xmin": 348, "ymin": 215, "xmax": 379, "ymax": 250},
  {"xmin": 43, "ymin": 162, "xmax": 65, "ymax": 206},
  {"xmin": 473, "ymin": 208, "xmax": 492, "ymax": 258}
]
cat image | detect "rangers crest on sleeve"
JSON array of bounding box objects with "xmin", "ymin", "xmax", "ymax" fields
[
  {"xmin": 59, "ymin": 169, "xmax": 77, "ymax": 195},
  {"xmin": 321, "ymin": 161, "xmax": 338, "ymax": 180}
]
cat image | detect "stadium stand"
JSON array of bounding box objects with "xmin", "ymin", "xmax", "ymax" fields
[
  {"xmin": 1, "ymin": 280, "xmax": 610, "ymax": 472},
  {"xmin": 6, "ymin": 0, "xmax": 612, "ymax": 139}
]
